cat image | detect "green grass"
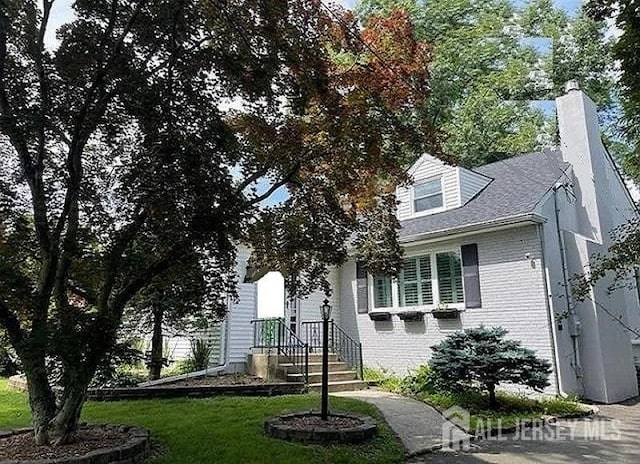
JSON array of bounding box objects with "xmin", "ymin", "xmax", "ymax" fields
[
  {"xmin": 417, "ymin": 390, "xmax": 587, "ymax": 431},
  {"xmin": 0, "ymin": 379, "xmax": 404, "ymax": 464}
]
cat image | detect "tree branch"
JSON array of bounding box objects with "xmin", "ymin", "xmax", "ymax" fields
[{"xmin": 244, "ymin": 164, "xmax": 300, "ymax": 206}]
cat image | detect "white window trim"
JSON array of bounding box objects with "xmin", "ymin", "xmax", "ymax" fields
[
  {"xmin": 411, "ymin": 176, "xmax": 446, "ymax": 217},
  {"xmin": 368, "ymin": 245, "xmax": 466, "ymax": 312}
]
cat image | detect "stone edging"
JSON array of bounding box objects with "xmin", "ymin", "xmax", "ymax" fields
[
  {"xmin": 264, "ymin": 411, "xmax": 377, "ymax": 444},
  {"xmin": 8, "ymin": 375, "xmax": 305, "ymax": 401},
  {"xmin": 0, "ymin": 425, "xmax": 151, "ymax": 464}
]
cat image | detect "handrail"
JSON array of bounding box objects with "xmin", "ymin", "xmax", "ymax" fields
[
  {"xmin": 251, "ymin": 318, "xmax": 308, "ymax": 383},
  {"xmin": 301, "ymin": 320, "xmax": 364, "ymax": 380}
]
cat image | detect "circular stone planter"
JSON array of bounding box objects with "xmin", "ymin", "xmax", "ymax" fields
[
  {"xmin": 0, "ymin": 424, "xmax": 151, "ymax": 464},
  {"xmin": 264, "ymin": 411, "xmax": 377, "ymax": 444}
]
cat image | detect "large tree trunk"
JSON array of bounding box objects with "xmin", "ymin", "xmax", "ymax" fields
[
  {"xmin": 148, "ymin": 307, "xmax": 164, "ymax": 380},
  {"xmin": 49, "ymin": 384, "xmax": 89, "ymax": 445},
  {"xmin": 22, "ymin": 360, "xmax": 56, "ymax": 445}
]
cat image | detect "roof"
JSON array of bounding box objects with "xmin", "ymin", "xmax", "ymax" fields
[{"xmin": 399, "ymin": 149, "xmax": 570, "ymax": 241}]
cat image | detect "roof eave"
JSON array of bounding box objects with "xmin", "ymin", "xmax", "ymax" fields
[{"xmin": 399, "ymin": 213, "xmax": 547, "ymax": 244}]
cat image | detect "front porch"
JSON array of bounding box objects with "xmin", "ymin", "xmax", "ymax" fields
[{"xmin": 248, "ymin": 318, "xmax": 367, "ymax": 392}]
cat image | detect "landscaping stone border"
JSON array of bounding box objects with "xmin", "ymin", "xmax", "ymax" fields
[
  {"xmin": 8, "ymin": 375, "xmax": 305, "ymax": 401},
  {"xmin": 0, "ymin": 425, "xmax": 151, "ymax": 464},
  {"xmin": 264, "ymin": 411, "xmax": 377, "ymax": 444}
]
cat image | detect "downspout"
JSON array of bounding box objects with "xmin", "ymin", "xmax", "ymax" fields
[
  {"xmin": 537, "ymin": 223, "xmax": 563, "ymax": 396},
  {"xmin": 553, "ymin": 184, "xmax": 583, "ymax": 379}
]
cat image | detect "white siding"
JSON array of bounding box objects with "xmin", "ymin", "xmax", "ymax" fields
[
  {"xmin": 227, "ymin": 245, "xmax": 257, "ymax": 368},
  {"xmin": 297, "ymin": 268, "xmax": 341, "ymax": 342},
  {"xmin": 459, "ymin": 167, "xmax": 492, "ymax": 205},
  {"xmin": 397, "ymin": 155, "xmax": 460, "ymax": 221},
  {"xmin": 162, "ymin": 322, "xmax": 225, "ymax": 365},
  {"xmin": 337, "ymin": 225, "xmax": 559, "ymax": 394}
]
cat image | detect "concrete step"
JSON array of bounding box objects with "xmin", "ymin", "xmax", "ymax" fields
[
  {"xmin": 308, "ymin": 380, "xmax": 368, "ymax": 393},
  {"xmin": 278, "ymin": 353, "xmax": 339, "ymax": 363},
  {"xmin": 279, "ymin": 361, "xmax": 350, "ymax": 375},
  {"xmin": 287, "ymin": 371, "xmax": 357, "ymax": 384}
]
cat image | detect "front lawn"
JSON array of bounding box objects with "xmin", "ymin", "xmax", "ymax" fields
[{"xmin": 0, "ymin": 379, "xmax": 404, "ymax": 464}]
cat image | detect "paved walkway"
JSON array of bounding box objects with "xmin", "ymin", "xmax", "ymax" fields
[{"xmin": 333, "ymin": 389, "xmax": 470, "ymax": 456}]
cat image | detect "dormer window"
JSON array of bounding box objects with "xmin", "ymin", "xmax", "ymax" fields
[{"xmin": 413, "ymin": 177, "xmax": 443, "ymax": 213}]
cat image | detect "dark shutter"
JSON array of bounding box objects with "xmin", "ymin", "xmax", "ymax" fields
[
  {"xmin": 356, "ymin": 262, "xmax": 369, "ymax": 313},
  {"xmin": 461, "ymin": 244, "xmax": 481, "ymax": 308}
]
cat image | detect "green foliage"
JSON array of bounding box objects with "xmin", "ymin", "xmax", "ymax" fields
[
  {"xmin": 0, "ymin": 380, "xmax": 405, "ymax": 464},
  {"xmin": 429, "ymin": 327, "xmax": 551, "ymax": 407},
  {"xmin": 90, "ymin": 341, "xmax": 145, "ymax": 389},
  {"xmin": 362, "ymin": 366, "xmax": 403, "ymax": 393},
  {"xmin": 0, "ymin": 1, "xmax": 435, "ymax": 442},
  {"xmin": 399, "ymin": 365, "xmax": 441, "ymax": 395},
  {"xmin": 587, "ymin": 0, "xmax": 640, "ymax": 172},
  {"xmin": 419, "ymin": 389, "xmax": 586, "ymax": 431},
  {"xmin": 357, "ymin": 0, "xmax": 617, "ymax": 167},
  {"xmin": 183, "ymin": 339, "xmax": 214, "ymax": 373}
]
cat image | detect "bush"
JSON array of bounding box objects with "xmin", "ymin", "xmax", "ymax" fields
[
  {"xmin": 400, "ymin": 365, "xmax": 441, "ymax": 395},
  {"xmin": 183, "ymin": 339, "xmax": 213, "ymax": 373},
  {"xmin": 363, "ymin": 366, "xmax": 403, "ymax": 393},
  {"xmin": 429, "ymin": 326, "xmax": 551, "ymax": 409}
]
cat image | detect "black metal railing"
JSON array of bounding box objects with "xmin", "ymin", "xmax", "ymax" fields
[
  {"xmin": 251, "ymin": 318, "xmax": 308, "ymax": 383},
  {"xmin": 301, "ymin": 320, "xmax": 364, "ymax": 380}
]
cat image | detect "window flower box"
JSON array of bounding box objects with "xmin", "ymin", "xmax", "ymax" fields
[
  {"xmin": 431, "ymin": 308, "xmax": 460, "ymax": 319},
  {"xmin": 397, "ymin": 311, "xmax": 425, "ymax": 322},
  {"xmin": 368, "ymin": 311, "xmax": 392, "ymax": 321}
]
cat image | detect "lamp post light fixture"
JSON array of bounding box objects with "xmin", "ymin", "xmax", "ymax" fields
[{"xmin": 320, "ymin": 298, "xmax": 331, "ymax": 420}]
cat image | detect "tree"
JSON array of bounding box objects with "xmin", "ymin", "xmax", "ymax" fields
[
  {"xmin": 127, "ymin": 253, "xmax": 218, "ymax": 381},
  {"xmin": 587, "ymin": 0, "xmax": 640, "ymax": 177},
  {"xmin": 356, "ymin": 0, "xmax": 616, "ymax": 167},
  {"xmin": 429, "ymin": 327, "xmax": 551, "ymax": 408},
  {"xmin": 0, "ymin": 1, "xmax": 435, "ymax": 445}
]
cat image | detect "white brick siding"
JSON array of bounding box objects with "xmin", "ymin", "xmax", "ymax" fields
[{"xmin": 337, "ymin": 225, "xmax": 558, "ymax": 394}]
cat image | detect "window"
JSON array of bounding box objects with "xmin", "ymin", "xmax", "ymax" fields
[
  {"xmin": 399, "ymin": 256, "xmax": 433, "ymax": 307},
  {"xmin": 370, "ymin": 250, "xmax": 468, "ymax": 309},
  {"xmin": 373, "ymin": 275, "xmax": 393, "ymax": 308},
  {"xmin": 436, "ymin": 252, "xmax": 464, "ymax": 304},
  {"xmin": 414, "ymin": 178, "xmax": 443, "ymax": 213}
]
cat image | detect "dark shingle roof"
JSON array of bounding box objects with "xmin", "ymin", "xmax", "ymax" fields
[{"xmin": 399, "ymin": 149, "xmax": 569, "ymax": 241}]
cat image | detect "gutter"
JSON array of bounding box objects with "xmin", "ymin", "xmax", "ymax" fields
[{"xmin": 400, "ymin": 213, "xmax": 547, "ymax": 244}]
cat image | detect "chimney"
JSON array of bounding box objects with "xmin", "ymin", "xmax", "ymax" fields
[{"xmin": 555, "ymin": 82, "xmax": 604, "ymax": 243}]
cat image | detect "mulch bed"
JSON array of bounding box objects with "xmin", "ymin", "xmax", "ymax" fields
[
  {"xmin": 278, "ymin": 414, "xmax": 364, "ymax": 431},
  {"xmin": 0, "ymin": 425, "xmax": 135, "ymax": 462},
  {"xmin": 163, "ymin": 374, "xmax": 265, "ymax": 387}
]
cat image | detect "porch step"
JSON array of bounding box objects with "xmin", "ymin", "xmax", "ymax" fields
[
  {"xmin": 308, "ymin": 380, "xmax": 368, "ymax": 393},
  {"xmin": 279, "ymin": 361, "xmax": 350, "ymax": 375},
  {"xmin": 287, "ymin": 371, "xmax": 357, "ymax": 384},
  {"xmin": 278, "ymin": 353, "xmax": 339, "ymax": 364}
]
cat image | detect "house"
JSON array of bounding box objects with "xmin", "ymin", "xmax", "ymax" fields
[{"xmin": 163, "ymin": 84, "xmax": 640, "ymax": 403}]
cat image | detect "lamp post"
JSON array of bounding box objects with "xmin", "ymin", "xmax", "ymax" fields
[{"xmin": 320, "ymin": 298, "xmax": 331, "ymax": 420}]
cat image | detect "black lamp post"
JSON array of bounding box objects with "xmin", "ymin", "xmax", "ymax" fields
[{"xmin": 320, "ymin": 298, "xmax": 332, "ymax": 420}]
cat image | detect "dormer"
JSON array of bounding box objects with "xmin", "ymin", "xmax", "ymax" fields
[{"xmin": 396, "ymin": 154, "xmax": 492, "ymax": 221}]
